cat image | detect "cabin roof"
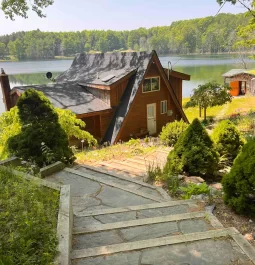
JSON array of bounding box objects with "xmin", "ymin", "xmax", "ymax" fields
[
  {"xmin": 56, "ymin": 52, "xmax": 142, "ymax": 86},
  {"xmin": 11, "ymin": 82, "xmax": 110, "ymax": 114},
  {"xmin": 222, "ymin": 69, "xmax": 255, "ymax": 78},
  {"xmin": 163, "ymin": 68, "xmax": 190, "ymax": 80}
]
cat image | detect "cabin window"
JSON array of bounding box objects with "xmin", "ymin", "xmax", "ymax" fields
[
  {"xmin": 161, "ymin": 100, "xmax": 167, "ymax": 114},
  {"xmin": 143, "ymin": 77, "xmax": 160, "ymax": 93}
]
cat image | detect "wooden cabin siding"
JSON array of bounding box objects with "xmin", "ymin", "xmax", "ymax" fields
[
  {"xmin": 116, "ymin": 63, "xmax": 181, "ymax": 142},
  {"xmin": 169, "ymin": 76, "xmax": 182, "ymax": 105},
  {"xmin": 110, "ymin": 79, "xmax": 129, "ymax": 107},
  {"xmin": 100, "ymin": 111, "xmax": 114, "ymax": 137},
  {"xmin": 86, "ymin": 86, "xmax": 111, "ymax": 105},
  {"xmin": 82, "ymin": 115, "xmax": 101, "ymax": 138}
]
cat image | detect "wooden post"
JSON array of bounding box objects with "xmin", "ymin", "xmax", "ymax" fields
[{"xmin": 0, "ymin": 68, "xmax": 12, "ymax": 111}]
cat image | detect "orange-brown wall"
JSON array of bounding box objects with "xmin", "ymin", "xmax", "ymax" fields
[
  {"xmin": 169, "ymin": 76, "xmax": 182, "ymax": 105},
  {"xmin": 110, "ymin": 79, "xmax": 129, "ymax": 107},
  {"xmin": 229, "ymin": 81, "xmax": 240, "ymax": 96},
  {"xmin": 116, "ymin": 62, "xmax": 182, "ymax": 142}
]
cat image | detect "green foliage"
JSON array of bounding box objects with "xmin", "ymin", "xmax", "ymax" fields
[
  {"xmin": 159, "ymin": 120, "xmax": 188, "ymax": 146},
  {"xmin": 0, "ymin": 166, "xmax": 59, "ymax": 264},
  {"xmin": 180, "ymin": 182, "xmax": 210, "ymax": 199},
  {"xmin": 0, "ymin": 107, "xmax": 21, "ymax": 159},
  {"xmin": 7, "ymin": 89, "xmax": 75, "ymax": 167},
  {"xmin": 0, "ymin": 13, "xmax": 250, "ymax": 59},
  {"xmin": 222, "ymin": 139, "xmax": 255, "ymax": 215},
  {"xmin": 185, "ymin": 81, "xmax": 232, "ymax": 120},
  {"xmin": 212, "ymin": 120, "xmax": 244, "ymax": 162},
  {"xmin": 146, "ymin": 163, "xmax": 162, "ymax": 182},
  {"xmin": 0, "ymin": 105, "xmax": 95, "ymax": 161},
  {"xmin": 165, "ymin": 118, "xmax": 219, "ymax": 177},
  {"xmin": 56, "ymin": 108, "xmax": 97, "ymax": 146},
  {"xmin": 1, "ymin": 0, "xmax": 54, "ymax": 20},
  {"xmin": 125, "ymin": 138, "xmax": 141, "ymax": 146}
]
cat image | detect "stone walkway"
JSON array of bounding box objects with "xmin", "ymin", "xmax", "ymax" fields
[
  {"xmin": 46, "ymin": 162, "xmax": 255, "ymax": 265},
  {"xmin": 87, "ymin": 148, "xmax": 171, "ymax": 182}
]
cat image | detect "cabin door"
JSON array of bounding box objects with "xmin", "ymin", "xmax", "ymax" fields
[{"xmin": 147, "ymin": 103, "xmax": 157, "ymax": 135}]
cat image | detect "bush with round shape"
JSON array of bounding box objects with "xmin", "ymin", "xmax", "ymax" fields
[
  {"xmin": 7, "ymin": 89, "xmax": 75, "ymax": 167},
  {"xmin": 159, "ymin": 119, "xmax": 188, "ymax": 146},
  {"xmin": 164, "ymin": 118, "xmax": 219, "ymax": 177},
  {"xmin": 222, "ymin": 139, "xmax": 255, "ymax": 215},
  {"xmin": 212, "ymin": 119, "xmax": 244, "ymax": 161}
]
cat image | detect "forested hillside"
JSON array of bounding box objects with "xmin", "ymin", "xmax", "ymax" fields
[{"xmin": 0, "ymin": 13, "xmax": 250, "ymax": 60}]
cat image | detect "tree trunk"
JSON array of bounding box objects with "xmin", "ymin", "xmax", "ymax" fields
[
  {"xmin": 204, "ymin": 107, "xmax": 207, "ymax": 121},
  {"xmin": 199, "ymin": 105, "xmax": 202, "ymax": 118}
]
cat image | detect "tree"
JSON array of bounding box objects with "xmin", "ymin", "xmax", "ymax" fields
[
  {"xmin": 1, "ymin": 0, "xmax": 54, "ymax": 20},
  {"xmin": 7, "ymin": 89, "xmax": 75, "ymax": 166},
  {"xmin": 222, "ymin": 138, "xmax": 255, "ymax": 214},
  {"xmin": 164, "ymin": 118, "xmax": 219, "ymax": 177},
  {"xmin": 212, "ymin": 120, "xmax": 244, "ymax": 162},
  {"xmin": 0, "ymin": 106, "xmax": 96, "ymax": 160},
  {"xmin": 0, "ymin": 42, "xmax": 6, "ymax": 58},
  {"xmin": 217, "ymin": 1, "xmax": 255, "ymax": 19},
  {"xmin": 56, "ymin": 108, "xmax": 97, "ymax": 146},
  {"xmin": 184, "ymin": 82, "xmax": 232, "ymax": 121}
]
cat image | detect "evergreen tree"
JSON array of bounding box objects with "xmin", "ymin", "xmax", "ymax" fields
[
  {"xmin": 165, "ymin": 118, "xmax": 219, "ymax": 177},
  {"xmin": 7, "ymin": 89, "xmax": 75, "ymax": 166},
  {"xmin": 222, "ymin": 139, "xmax": 255, "ymax": 214}
]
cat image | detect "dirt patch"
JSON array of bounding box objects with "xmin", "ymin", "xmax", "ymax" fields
[{"xmin": 208, "ymin": 196, "xmax": 255, "ymax": 247}]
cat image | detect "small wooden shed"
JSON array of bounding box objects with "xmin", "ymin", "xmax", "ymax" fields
[{"xmin": 222, "ymin": 69, "xmax": 255, "ymax": 96}]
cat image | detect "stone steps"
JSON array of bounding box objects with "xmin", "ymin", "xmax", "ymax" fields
[
  {"xmin": 72, "ymin": 211, "xmax": 221, "ymax": 250},
  {"xmin": 74, "ymin": 165, "xmax": 169, "ymax": 201},
  {"xmin": 71, "ymin": 227, "xmax": 255, "ymax": 264},
  {"xmin": 45, "ymin": 162, "xmax": 255, "ymax": 265}
]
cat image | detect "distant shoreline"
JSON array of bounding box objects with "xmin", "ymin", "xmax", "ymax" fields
[{"xmin": 0, "ymin": 51, "xmax": 254, "ymax": 63}]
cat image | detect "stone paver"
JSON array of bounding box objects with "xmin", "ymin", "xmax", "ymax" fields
[
  {"xmin": 72, "ymin": 238, "xmax": 253, "ymax": 265},
  {"xmin": 45, "ymin": 153, "xmax": 255, "ymax": 265}
]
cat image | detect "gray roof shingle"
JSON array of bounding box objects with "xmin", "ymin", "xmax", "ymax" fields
[
  {"xmin": 12, "ymin": 82, "xmax": 110, "ymax": 114},
  {"xmin": 56, "ymin": 52, "xmax": 138, "ymax": 85},
  {"xmin": 222, "ymin": 69, "xmax": 255, "ymax": 77}
]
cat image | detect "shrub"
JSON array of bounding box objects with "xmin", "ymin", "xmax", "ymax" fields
[
  {"xmin": 164, "ymin": 118, "xmax": 219, "ymax": 177},
  {"xmin": 180, "ymin": 182, "xmax": 210, "ymax": 199},
  {"xmin": 222, "ymin": 139, "xmax": 255, "ymax": 215},
  {"xmin": 7, "ymin": 89, "xmax": 75, "ymax": 166},
  {"xmin": 212, "ymin": 120, "xmax": 244, "ymax": 162},
  {"xmin": 0, "ymin": 167, "xmax": 59, "ymax": 265},
  {"xmin": 159, "ymin": 120, "xmax": 188, "ymax": 146}
]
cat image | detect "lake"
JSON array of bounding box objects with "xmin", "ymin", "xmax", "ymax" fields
[{"xmin": 1, "ymin": 54, "xmax": 255, "ymax": 114}]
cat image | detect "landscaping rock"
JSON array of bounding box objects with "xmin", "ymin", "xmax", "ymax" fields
[
  {"xmin": 244, "ymin": 233, "xmax": 254, "ymax": 241},
  {"xmin": 205, "ymin": 204, "xmax": 215, "ymax": 214},
  {"xmin": 210, "ymin": 183, "xmax": 223, "ymax": 190},
  {"xmin": 184, "ymin": 176, "xmax": 205, "ymax": 184}
]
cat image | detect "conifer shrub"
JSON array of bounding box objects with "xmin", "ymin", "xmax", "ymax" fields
[
  {"xmin": 7, "ymin": 89, "xmax": 75, "ymax": 167},
  {"xmin": 164, "ymin": 118, "xmax": 219, "ymax": 177},
  {"xmin": 222, "ymin": 139, "xmax": 255, "ymax": 214},
  {"xmin": 212, "ymin": 120, "xmax": 244, "ymax": 162},
  {"xmin": 159, "ymin": 120, "xmax": 188, "ymax": 146}
]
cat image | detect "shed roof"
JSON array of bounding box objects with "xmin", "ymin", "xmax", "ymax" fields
[
  {"xmin": 11, "ymin": 82, "xmax": 110, "ymax": 114},
  {"xmin": 222, "ymin": 69, "xmax": 255, "ymax": 77}
]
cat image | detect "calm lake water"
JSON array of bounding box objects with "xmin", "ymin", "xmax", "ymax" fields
[{"xmin": 1, "ymin": 54, "xmax": 255, "ymax": 114}]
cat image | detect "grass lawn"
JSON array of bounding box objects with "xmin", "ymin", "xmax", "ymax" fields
[
  {"xmin": 0, "ymin": 167, "xmax": 59, "ymax": 265},
  {"xmin": 183, "ymin": 96, "xmax": 255, "ymax": 122}
]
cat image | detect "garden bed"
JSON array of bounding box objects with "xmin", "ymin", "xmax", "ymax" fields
[
  {"xmin": 0, "ymin": 166, "xmax": 60, "ymax": 265},
  {"xmin": 206, "ymin": 196, "xmax": 255, "ymax": 247}
]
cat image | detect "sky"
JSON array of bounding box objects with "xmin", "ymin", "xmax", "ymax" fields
[{"xmin": 0, "ymin": 0, "xmax": 246, "ymax": 35}]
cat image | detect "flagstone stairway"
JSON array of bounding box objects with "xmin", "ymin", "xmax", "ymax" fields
[
  {"xmin": 46, "ymin": 164, "xmax": 255, "ymax": 265},
  {"xmin": 85, "ymin": 148, "xmax": 171, "ymax": 182}
]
